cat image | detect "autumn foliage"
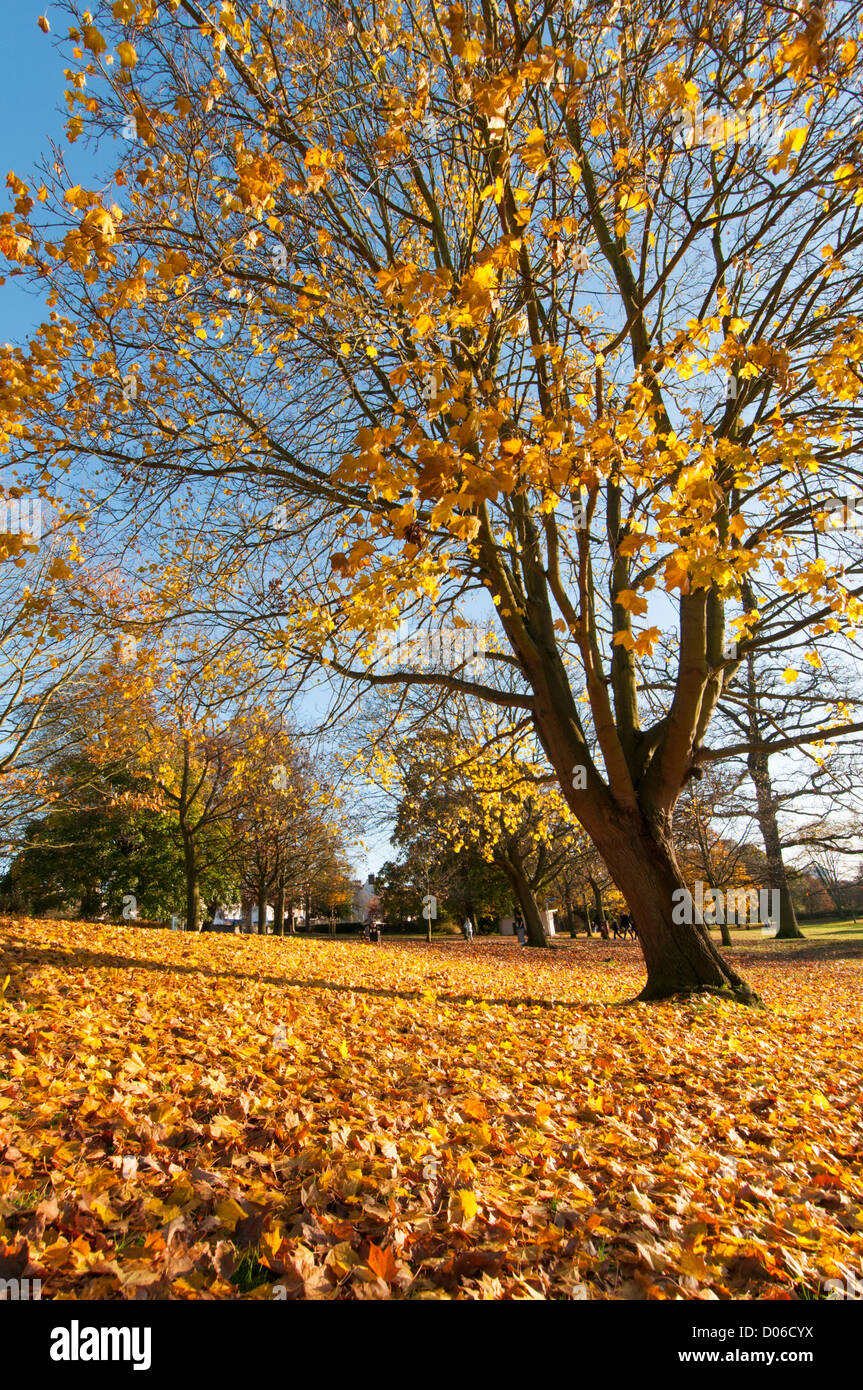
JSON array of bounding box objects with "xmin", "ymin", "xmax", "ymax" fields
[{"xmin": 1, "ymin": 918, "xmax": 860, "ymax": 1300}]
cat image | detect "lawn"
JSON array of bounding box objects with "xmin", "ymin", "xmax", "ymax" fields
[
  {"xmin": 699, "ymin": 921, "xmax": 863, "ymax": 946},
  {"xmin": 796, "ymin": 920, "xmax": 863, "ymax": 940},
  {"xmin": 1, "ymin": 917, "xmax": 861, "ymax": 1300}
]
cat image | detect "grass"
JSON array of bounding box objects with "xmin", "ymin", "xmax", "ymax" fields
[
  {"xmin": 229, "ymin": 1251, "xmax": 272, "ymax": 1294},
  {"xmin": 797, "ymin": 918, "xmax": 863, "ymax": 938}
]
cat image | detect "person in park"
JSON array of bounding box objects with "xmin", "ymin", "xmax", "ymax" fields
[
  {"xmin": 462, "ymin": 916, "xmax": 474, "ymax": 943},
  {"xmin": 619, "ymin": 912, "xmax": 638, "ymax": 941},
  {"xmin": 515, "ymin": 915, "xmax": 527, "ymax": 947}
]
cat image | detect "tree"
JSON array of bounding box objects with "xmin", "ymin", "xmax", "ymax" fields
[
  {"xmin": 673, "ymin": 765, "xmax": 758, "ymax": 946},
  {"xmin": 318, "ymin": 857, "xmax": 356, "ymax": 934},
  {"xmin": 0, "ymin": 758, "xmax": 186, "ymax": 920},
  {"xmin": 230, "ymin": 724, "xmax": 355, "ymax": 935},
  {"xmin": 715, "ymin": 652, "xmax": 863, "ymax": 938},
  {"xmin": 0, "ymin": 536, "xmax": 103, "ymax": 847},
  {"xmin": 232, "ymin": 724, "xmax": 303, "ymax": 934},
  {"xmin": 545, "ymin": 834, "xmax": 620, "ymax": 936},
  {"xmin": 10, "ymin": 1, "xmax": 863, "ymax": 998},
  {"xmin": 805, "ymin": 840, "xmax": 860, "ymax": 921},
  {"xmin": 370, "ymin": 696, "xmax": 584, "ymax": 946},
  {"xmin": 377, "ymin": 837, "xmax": 517, "ymax": 933},
  {"xmin": 21, "ymin": 667, "xmax": 248, "ymax": 923},
  {"xmin": 76, "ymin": 636, "xmax": 273, "ymax": 930},
  {"xmin": 296, "ymin": 822, "xmax": 357, "ymax": 932}
]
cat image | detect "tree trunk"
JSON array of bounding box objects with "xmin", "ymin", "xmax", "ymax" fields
[
  {"xmin": 454, "ymin": 592, "xmax": 761, "ymax": 1000},
  {"xmin": 522, "ymin": 665, "xmax": 762, "ymax": 1002},
  {"xmin": 81, "ymin": 885, "xmax": 101, "ymax": 919},
  {"xmin": 581, "ymin": 891, "xmax": 592, "ymax": 936},
  {"xmin": 287, "ymin": 900, "xmax": 295, "ymax": 935},
  {"xmin": 274, "ymin": 876, "xmax": 285, "ymax": 937},
  {"xmin": 748, "ymin": 748, "xmax": 804, "ymax": 940},
  {"xmin": 565, "ymin": 892, "xmax": 577, "ymax": 937},
  {"xmin": 707, "ymin": 875, "xmax": 733, "ymax": 948},
  {"xmin": 304, "ymin": 884, "xmax": 311, "ymax": 934},
  {"xmin": 743, "ymin": 654, "xmax": 803, "ymax": 941},
  {"xmin": 501, "ymin": 859, "xmax": 549, "ymax": 948},
  {"xmin": 257, "ymin": 877, "xmax": 268, "ymax": 936},
  {"xmin": 589, "ymin": 811, "xmax": 761, "ymax": 1003},
  {"xmin": 181, "ymin": 829, "xmax": 200, "ymax": 932},
  {"xmin": 588, "ymin": 875, "xmax": 604, "ymax": 922}
]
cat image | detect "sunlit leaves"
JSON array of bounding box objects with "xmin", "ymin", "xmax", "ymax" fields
[{"xmin": 1, "ymin": 920, "xmax": 861, "ymax": 1300}]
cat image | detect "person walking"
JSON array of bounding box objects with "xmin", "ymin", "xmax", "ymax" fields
[
  {"xmin": 462, "ymin": 915, "xmax": 474, "ymax": 943},
  {"xmin": 620, "ymin": 912, "xmax": 636, "ymax": 940},
  {"xmin": 515, "ymin": 914, "xmax": 527, "ymax": 947}
]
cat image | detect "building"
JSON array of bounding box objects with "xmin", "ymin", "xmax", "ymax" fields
[
  {"xmin": 499, "ymin": 909, "xmax": 556, "ymax": 936},
  {"xmin": 351, "ymin": 872, "xmax": 378, "ymax": 921}
]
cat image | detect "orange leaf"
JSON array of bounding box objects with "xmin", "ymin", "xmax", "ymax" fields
[{"xmin": 366, "ymin": 1243, "xmax": 398, "ymax": 1284}]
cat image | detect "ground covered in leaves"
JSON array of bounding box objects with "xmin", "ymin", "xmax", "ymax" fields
[{"xmin": 1, "ymin": 918, "xmax": 861, "ymax": 1300}]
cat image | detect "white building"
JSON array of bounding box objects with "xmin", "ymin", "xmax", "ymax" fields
[
  {"xmin": 351, "ymin": 873, "xmax": 378, "ymax": 920},
  {"xmin": 500, "ymin": 909, "xmax": 556, "ymax": 936}
]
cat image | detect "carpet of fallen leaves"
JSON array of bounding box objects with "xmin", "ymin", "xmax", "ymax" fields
[{"xmin": 1, "ymin": 917, "xmax": 861, "ymax": 1300}]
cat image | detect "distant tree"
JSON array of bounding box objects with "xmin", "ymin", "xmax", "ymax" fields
[
  {"xmin": 0, "ymin": 544, "xmax": 103, "ymax": 848},
  {"xmin": 367, "ymin": 694, "xmax": 585, "ymax": 945},
  {"xmin": 377, "ymin": 846, "xmax": 511, "ymax": 932},
  {"xmin": 714, "ymin": 653, "xmax": 863, "ymax": 938},
  {"xmin": 0, "ymin": 764, "xmax": 185, "ymax": 920}
]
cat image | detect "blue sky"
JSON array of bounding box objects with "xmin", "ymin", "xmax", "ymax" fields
[{"xmin": 0, "ymin": 4, "xmax": 104, "ymax": 345}]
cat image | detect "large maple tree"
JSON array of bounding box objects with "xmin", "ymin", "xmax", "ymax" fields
[{"xmin": 5, "ymin": 0, "xmax": 863, "ymax": 998}]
